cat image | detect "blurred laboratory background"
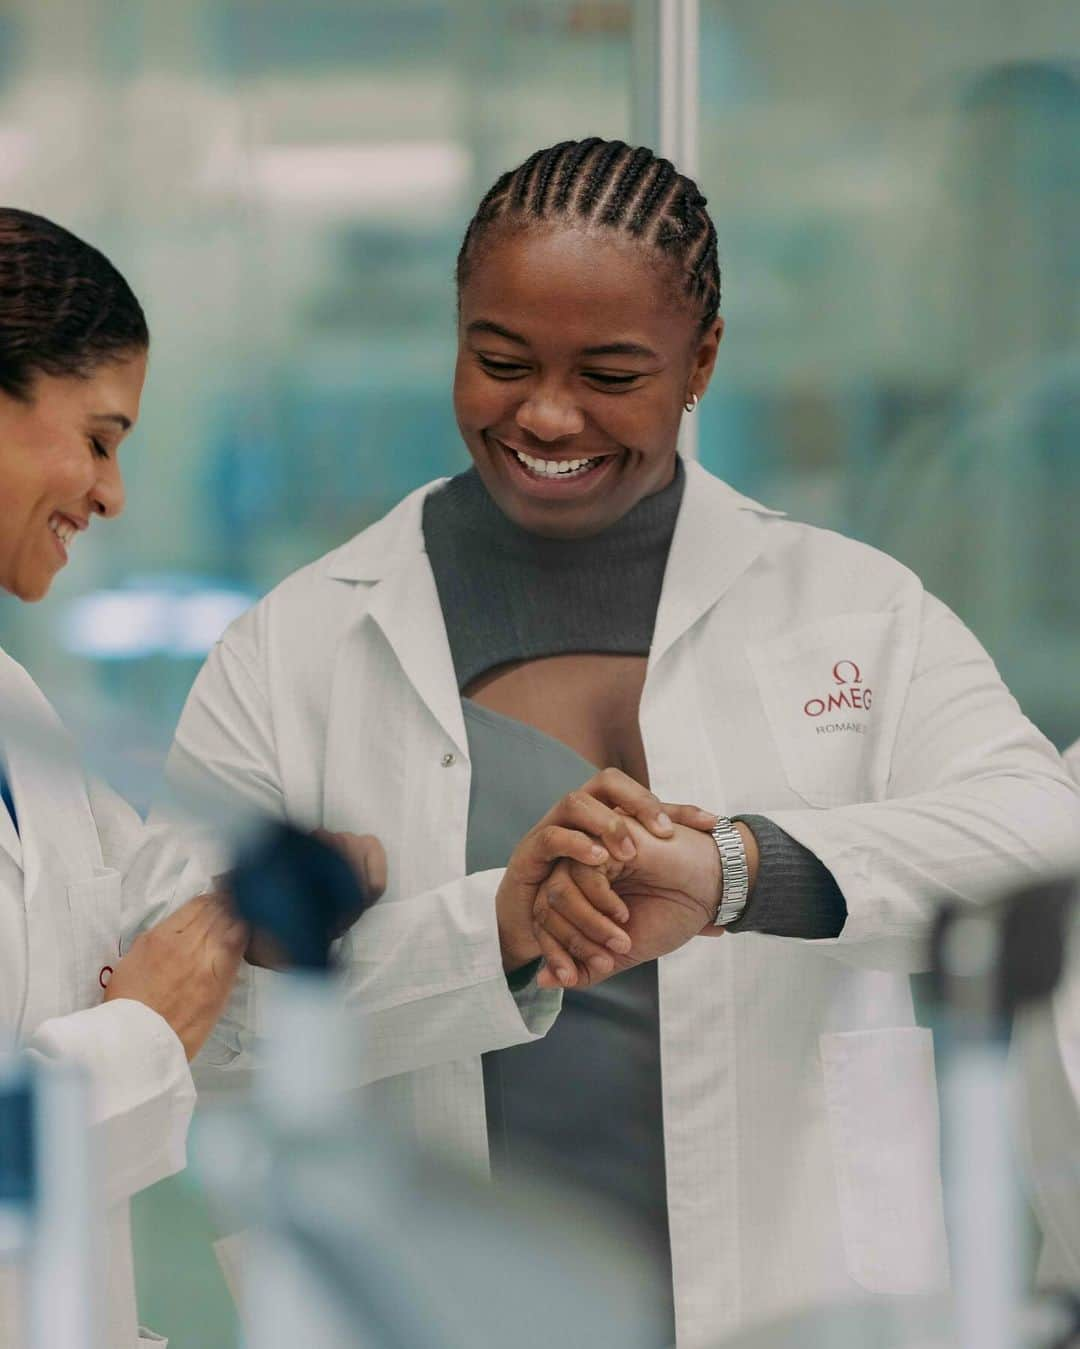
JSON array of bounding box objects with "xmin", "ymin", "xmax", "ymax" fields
[{"xmin": 0, "ymin": 1, "xmax": 1077, "ymax": 1344}]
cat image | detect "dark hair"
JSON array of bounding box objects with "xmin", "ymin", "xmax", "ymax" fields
[
  {"xmin": 0, "ymin": 208, "xmax": 148, "ymax": 402},
  {"xmin": 456, "ymin": 138, "xmax": 720, "ymax": 330}
]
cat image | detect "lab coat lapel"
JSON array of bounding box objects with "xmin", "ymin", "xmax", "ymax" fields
[
  {"xmin": 362, "ymin": 548, "xmax": 467, "ymax": 760},
  {"xmin": 649, "ymin": 460, "xmax": 783, "ymax": 674},
  {"xmin": 0, "ymin": 790, "xmax": 20, "ymax": 868},
  {"xmin": 0, "ymin": 649, "xmax": 99, "ymax": 900}
]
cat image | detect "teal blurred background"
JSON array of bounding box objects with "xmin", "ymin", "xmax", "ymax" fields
[{"xmin": 0, "ymin": 1, "xmax": 1076, "ymax": 1343}]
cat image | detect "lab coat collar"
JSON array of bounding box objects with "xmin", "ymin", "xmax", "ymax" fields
[
  {"xmin": 0, "ymin": 779, "xmax": 19, "ymax": 867},
  {"xmin": 0, "ymin": 648, "xmax": 99, "ymax": 895},
  {"xmin": 323, "ymin": 463, "xmax": 783, "ymax": 752},
  {"xmin": 0, "ymin": 650, "xmax": 47, "ymax": 884},
  {"xmin": 325, "ymin": 480, "xmax": 443, "ymax": 583},
  {"xmin": 324, "ymin": 462, "xmax": 782, "ymax": 588},
  {"xmin": 650, "ymin": 460, "xmax": 784, "ymax": 671},
  {"xmin": 326, "ymin": 480, "xmax": 465, "ymax": 755}
]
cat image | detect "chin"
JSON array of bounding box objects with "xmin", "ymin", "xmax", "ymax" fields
[{"xmin": 11, "ymin": 575, "xmax": 52, "ymax": 603}]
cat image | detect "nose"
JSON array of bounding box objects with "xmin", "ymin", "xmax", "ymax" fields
[
  {"xmin": 515, "ymin": 386, "xmax": 586, "ymax": 442},
  {"xmin": 91, "ymin": 456, "xmax": 126, "ymax": 519}
]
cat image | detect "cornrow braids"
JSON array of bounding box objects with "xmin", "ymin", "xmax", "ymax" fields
[
  {"xmin": 457, "ymin": 138, "xmax": 721, "ymax": 330},
  {"xmin": 511, "ymin": 148, "xmax": 547, "ymax": 210},
  {"xmin": 600, "ymin": 144, "xmax": 654, "ymax": 226},
  {"xmin": 532, "ymin": 139, "xmax": 574, "ymax": 217},
  {"xmin": 552, "ymin": 136, "xmax": 603, "ymax": 211}
]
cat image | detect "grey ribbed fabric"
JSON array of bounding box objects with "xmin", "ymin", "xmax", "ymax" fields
[
  {"xmin": 421, "ymin": 458, "xmax": 847, "ymax": 938},
  {"xmin": 422, "ymin": 458, "xmax": 685, "ymax": 692},
  {"xmin": 732, "ymin": 815, "xmax": 845, "ymax": 937}
]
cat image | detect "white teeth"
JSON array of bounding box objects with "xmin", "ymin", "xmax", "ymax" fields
[
  {"xmin": 48, "ymin": 516, "xmax": 76, "ymax": 546},
  {"xmin": 512, "ymin": 448, "xmax": 599, "ymax": 478}
]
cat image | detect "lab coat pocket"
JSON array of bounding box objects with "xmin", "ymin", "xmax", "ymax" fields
[
  {"xmin": 67, "ymin": 867, "xmax": 124, "ymax": 1010},
  {"xmin": 821, "ymin": 1027, "xmax": 950, "ymax": 1295},
  {"xmin": 747, "ymin": 612, "xmax": 898, "ymax": 807}
]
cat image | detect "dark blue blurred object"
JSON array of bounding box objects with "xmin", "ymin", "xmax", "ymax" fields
[
  {"xmin": 0, "ymin": 1072, "xmax": 34, "ymax": 1208},
  {"xmin": 230, "ymin": 823, "xmax": 376, "ymax": 971}
]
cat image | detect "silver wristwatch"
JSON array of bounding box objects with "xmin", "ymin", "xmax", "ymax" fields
[{"xmin": 711, "ymin": 815, "xmax": 750, "ymax": 926}]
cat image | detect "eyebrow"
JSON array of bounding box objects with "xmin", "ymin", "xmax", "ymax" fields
[
  {"xmin": 91, "ymin": 413, "xmax": 132, "ymax": 432},
  {"xmin": 467, "ymin": 320, "xmax": 659, "ymax": 361},
  {"xmin": 580, "ymin": 341, "xmax": 659, "ymax": 359}
]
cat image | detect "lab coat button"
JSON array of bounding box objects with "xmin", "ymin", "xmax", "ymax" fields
[{"xmin": 441, "ymin": 752, "xmax": 456, "ymax": 767}]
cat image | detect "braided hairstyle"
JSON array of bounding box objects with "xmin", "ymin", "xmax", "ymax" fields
[
  {"xmin": 0, "ymin": 208, "xmax": 148, "ymax": 402},
  {"xmin": 457, "ymin": 138, "xmax": 720, "ymax": 331}
]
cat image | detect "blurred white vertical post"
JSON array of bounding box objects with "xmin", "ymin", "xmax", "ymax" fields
[
  {"xmin": 633, "ymin": 0, "xmax": 701, "ymax": 460},
  {"xmin": 26, "ymin": 1065, "xmax": 101, "ymax": 1349}
]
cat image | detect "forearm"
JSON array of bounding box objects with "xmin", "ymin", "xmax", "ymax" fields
[
  {"xmin": 25, "ymin": 999, "xmax": 195, "ymax": 1206},
  {"xmin": 727, "ymin": 815, "xmax": 846, "ymax": 939},
  {"xmin": 765, "ymin": 766, "xmax": 1080, "ymax": 969}
]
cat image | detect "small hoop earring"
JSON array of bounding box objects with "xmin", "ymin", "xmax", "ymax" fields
[{"xmin": 684, "ymin": 393, "xmax": 699, "ymax": 412}]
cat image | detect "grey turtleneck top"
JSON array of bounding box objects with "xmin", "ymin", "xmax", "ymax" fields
[{"xmin": 421, "ymin": 457, "xmax": 847, "ymax": 940}]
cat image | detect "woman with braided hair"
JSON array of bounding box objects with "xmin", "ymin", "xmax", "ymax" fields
[{"xmin": 170, "ymin": 140, "xmax": 1080, "ymax": 1345}]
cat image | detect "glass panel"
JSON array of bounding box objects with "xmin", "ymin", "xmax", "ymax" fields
[
  {"xmin": 0, "ymin": 6, "xmax": 636, "ymax": 1347},
  {"xmin": 0, "ymin": 0, "xmax": 635, "ymax": 764},
  {"xmin": 698, "ymin": 0, "xmax": 1080, "ymax": 745}
]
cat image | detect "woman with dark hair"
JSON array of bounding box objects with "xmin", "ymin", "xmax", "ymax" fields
[
  {"xmin": 0, "ymin": 209, "xmax": 247, "ymax": 1348},
  {"xmin": 168, "ymin": 143, "xmax": 1080, "ymax": 1344}
]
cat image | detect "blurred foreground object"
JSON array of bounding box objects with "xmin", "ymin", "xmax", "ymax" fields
[
  {"xmin": 0, "ymin": 1058, "xmax": 101, "ymax": 1349},
  {"xmin": 202, "ymin": 820, "xmax": 671, "ymax": 1348}
]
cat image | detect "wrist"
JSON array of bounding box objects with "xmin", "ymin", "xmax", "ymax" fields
[
  {"xmin": 709, "ymin": 816, "xmax": 755, "ymax": 927},
  {"xmin": 497, "ymin": 914, "xmax": 541, "ymax": 973},
  {"xmin": 733, "ymin": 822, "xmax": 759, "ymax": 895}
]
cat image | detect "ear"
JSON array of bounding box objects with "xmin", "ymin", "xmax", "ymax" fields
[{"xmin": 687, "ymin": 318, "xmax": 724, "ymax": 401}]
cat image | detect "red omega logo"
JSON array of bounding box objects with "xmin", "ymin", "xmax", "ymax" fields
[{"xmin": 804, "ymin": 659, "xmax": 873, "ymax": 717}]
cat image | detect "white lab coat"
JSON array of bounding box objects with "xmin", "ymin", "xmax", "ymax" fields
[
  {"xmin": 165, "ymin": 461, "xmax": 1080, "ymax": 1346},
  {"xmin": 0, "ymin": 647, "xmax": 196, "ymax": 1349}
]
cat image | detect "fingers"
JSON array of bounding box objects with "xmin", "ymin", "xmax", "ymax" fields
[
  {"xmin": 582, "ymin": 768, "xmax": 676, "ymax": 840},
  {"xmin": 167, "ymin": 891, "xmax": 219, "ymax": 935},
  {"xmin": 522, "ymin": 823, "xmax": 611, "ymax": 878},
  {"xmin": 198, "ymin": 902, "xmax": 249, "ymax": 983},
  {"xmin": 542, "ymin": 790, "xmax": 640, "ymax": 864},
  {"xmin": 537, "ymin": 901, "xmax": 617, "ymax": 979},
  {"xmin": 536, "ymin": 865, "xmax": 631, "ymax": 955},
  {"xmin": 663, "ymin": 802, "xmax": 718, "ymax": 831},
  {"xmin": 533, "ymin": 924, "xmax": 587, "ymax": 989},
  {"xmin": 313, "ymin": 829, "xmax": 389, "ymax": 900},
  {"xmin": 355, "ymin": 835, "xmax": 388, "ymax": 899}
]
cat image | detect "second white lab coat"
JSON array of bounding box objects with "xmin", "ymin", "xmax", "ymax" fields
[
  {"xmin": 164, "ymin": 462, "xmax": 1080, "ymax": 1346},
  {"xmin": 0, "ymin": 647, "xmax": 195, "ymax": 1349}
]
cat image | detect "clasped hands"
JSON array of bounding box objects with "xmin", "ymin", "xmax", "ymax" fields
[
  {"xmin": 239, "ymin": 773, "xmax": 755, "ymax": 998},
  {"xmin": 495, "ymin": 768, "xmax": 757, "ymax": 992}
]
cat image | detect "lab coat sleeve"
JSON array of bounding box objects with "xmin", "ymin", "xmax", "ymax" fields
[
  {"xmin": 764, "ymin": 594, "xmax": 1080, "ymax": 971},
  {"xmin": 23, "ymin": 998, "xmax": 195, "ymax": 1208},
  {"xmin": 202, "ymin": 873, "xmax": 562, "ymax": 1084},
  {"xmin": 167, "ymin": 632, "xmax": 560, "ymax": 1083}
]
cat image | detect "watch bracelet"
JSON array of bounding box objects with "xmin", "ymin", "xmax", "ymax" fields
[{"xmin": 711, "ymin": 816, "xmax": 750, "ymax": 925}]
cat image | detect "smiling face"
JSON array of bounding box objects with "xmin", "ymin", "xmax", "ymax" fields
[
  {"xmin": 454, "ymin": 225, "xmax": 723, "ymax": 538},
  {"xmin": 0, "ymin": 351, "xmax": 146, "ymax": 601}
]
